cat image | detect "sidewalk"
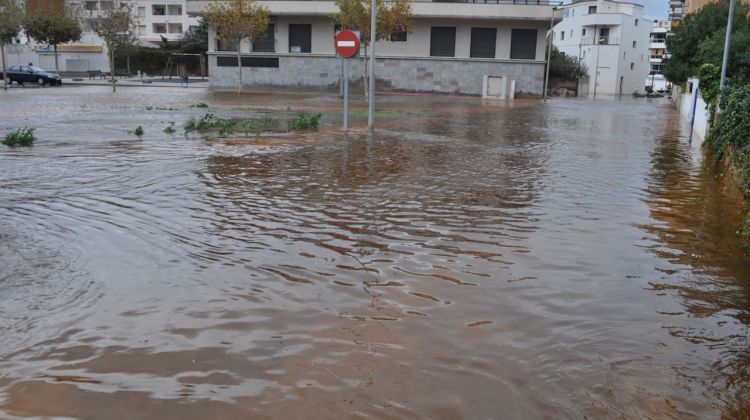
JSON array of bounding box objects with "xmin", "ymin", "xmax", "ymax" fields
[{"xmin": 63, "ymin": 77, "xmax": 209, "ymax": 88}]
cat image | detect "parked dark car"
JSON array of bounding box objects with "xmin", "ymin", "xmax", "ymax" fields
[{"xmin": 1, "ymin": 65, "xmax": 62, "ymax": 86}]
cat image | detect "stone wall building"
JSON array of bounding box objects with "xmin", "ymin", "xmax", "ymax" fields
[{"xmin": 187, "ymin": 0, "xmax": 562, "ymax": 96}]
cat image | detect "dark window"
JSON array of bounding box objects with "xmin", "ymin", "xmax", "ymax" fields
[
  {"xmin": 582, "ymin": 28, "xmax": 586, "ymax": 36},
  {"xmin": 560, "ymin": 31, "xmax": 565, "ymax": 40},
  {"xmin": 217, "ymin": 56, "xmax": 280, "ymax": 68},
  {"xmin": 430, "ymin": 27, "xmax": 456, "ymax": 57},
  {"xmin": 630, "ymin": 62, "xmax": 634, "ymax": 70},
  {"xmin": 253, "ymin": 24, "xmax": 275, "ymax": 52},
  {"xmin": 635, "ymin": 18, "xmax": 639, "ymax": 26},
  {"xmin": 391, "ymin": 31, "xmax": 407, "ymax": 42},
  {"xmin": 216, "ymin": 38, "xmax": 238, "ymax": 51},
  {"xmin": 510, "ymin": 29, "xmax": 537, "ymax": 59},
  {"xmin": 588, "ymin": 5, "xmax": 597, "ymax": 13},
  {"xmin": 470, "ymin": 28, "xmax": 496, "ymax": 58},
  {"xmin": 632, "ymin": 40, "xmax": 636, "ymax": 48},
  {"xmin": 289, "ymin": 24, "xmax": 312, "ymax": 53}
]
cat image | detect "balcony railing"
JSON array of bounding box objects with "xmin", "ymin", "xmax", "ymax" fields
[{"xmin": 581, "ymin": 36, "xmax": 619, "ymax": 45}]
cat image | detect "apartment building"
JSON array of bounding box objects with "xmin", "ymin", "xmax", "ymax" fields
[
  {"xmin": 187, "ymin": 0, "xmax": 562, "ymax": 96},
  {"xmin": 552, "ymin": 0, "xmax": 651, "ymax": 95},
  {"xmin": 14, "ymin": 0, "xmax": 199, "ymax": 72},
  {"xmin": 645, "ymin": 19, "xmax": 670, "ymax": 91}
]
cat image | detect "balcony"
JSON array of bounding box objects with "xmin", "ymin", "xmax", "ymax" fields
[
  {"xmin": 649, "ymin": 54, "xmax": 663, "ymax": 63},
  {"xmin": 187, "ymin": 0, "xmax": 563, "ymax": 21},
  {"xmin": 581, "ymin": 35, "xmax": 619, "ymax": 45},
  {"xmin": 649, "ymin": 41, "xmax": 666, "ymax": 49}
]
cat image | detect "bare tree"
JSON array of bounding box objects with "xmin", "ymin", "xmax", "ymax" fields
[
  {"xmin": 0, "ymin": 0, "xmax": 23, "ymax": 90},
  {"xmin": 333, "ymin": 0, "xmax": 412, "ymax": 95},
  {"xmin": 205, "ymin": 0, "xmax": 270, "ymax": 94},
  {"xmin": 87, "ymin": 0, "xmax": 135, "ymax": 92}
]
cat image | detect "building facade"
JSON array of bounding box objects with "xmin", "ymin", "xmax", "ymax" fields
[
  {"xmin": 188, "ymin": 0, "xmax": 561, "ymax": 96},
  {"xmin": 645, "ymin": 19, "xmax": 670, "ymax": 91},
  {"xmin": 552, "ymin": 0, "xmax": 651, "ymax": 96},
  {"xmin": 12, "ymin": 0, "xmax": 199, "ymax": 72}
]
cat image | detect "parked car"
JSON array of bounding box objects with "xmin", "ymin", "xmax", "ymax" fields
[{"xmin": 0, "ymin": 65, "xmax": 62, "ymax": 86}]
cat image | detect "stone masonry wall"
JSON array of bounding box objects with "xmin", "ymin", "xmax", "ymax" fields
[{"xmin": 209, "ymin": 54, "xmax": 545, "ymax": 96}]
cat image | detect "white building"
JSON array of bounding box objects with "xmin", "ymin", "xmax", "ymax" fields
[
  {"xmin": 187, "ymin": 0, "xmax": 562, "ymax": 96},
  {"xmin": 552, "ymin": 0, "xmax": 651, "ymax": 96},
  {"xmin": 645, "ymin": 19, "xmax": 670, "ymax": 92},
  {"xmin": 11, "ymin": 0, "xmax": 200, "ymax": 72}
]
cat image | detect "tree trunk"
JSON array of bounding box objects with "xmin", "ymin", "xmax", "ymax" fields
[
  {"xmin": 1, "ymin": 43, "xmax": 7, "ymax": 91},
  {"xmin": 109, "ymin": 46, "xmax": 116, "ymax": 93},
  {"xmin": 126, "ymin": 50, "xmax": 131, "ymax": 76},
  {"xmin": 54, "ymin": 44, "xmax": 59, "ymax": 73},
  {"xmin": 236, "ymin": 45, "xmax": 242, "ymax": 94}
]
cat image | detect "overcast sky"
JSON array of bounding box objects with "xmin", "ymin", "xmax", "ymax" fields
[{"xmin": 639, "ymin": 0, "xmax": 669, "ymax": 20}]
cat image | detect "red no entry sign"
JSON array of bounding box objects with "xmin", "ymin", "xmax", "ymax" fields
[{"xmin": 335, "ymin": 30, "xmax": 360, "ymax": 58}]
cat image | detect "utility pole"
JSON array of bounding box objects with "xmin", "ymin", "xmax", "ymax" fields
[
  {"xmin": 368, "ymin": 0, "xmax": 376, "ymax": 129},
  {"xmin": 544, "ymin": 17, "xmax": 553, "ymax": 101},
  {"xmin": 719, "ymin": 0, "xmax": 735, "ymax": 91}
]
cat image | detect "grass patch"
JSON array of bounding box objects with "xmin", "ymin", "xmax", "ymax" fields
[
  {"xmin": 191, "ymin": 103, "xmax": 209, "ymax": 108},
  {"xmin": 132, "ymin": 126, "xmax": 144, "ymax": 137},
  {"xmin": 2, "ymin": 128, "xmax": 35, "ymax": 146},
  {"xmin": 164, "ymin": 122, "xmax": 176, "ymax": 134},
  {"xmin": 289, "ymin": 113, "xmax": 321, "ymax": 131}
]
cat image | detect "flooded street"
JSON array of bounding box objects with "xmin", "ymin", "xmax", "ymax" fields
[{"xmin": 1, "ymin": 86, "xmax": 749, "ymax": 418}]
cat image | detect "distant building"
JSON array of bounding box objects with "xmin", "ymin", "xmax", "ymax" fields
[
  {"xmin": 187, "ymin": 0, "xmax": 561, "ymax": 96},
  {"xmin": 552, "ymin": 0, "xmax": 652, "ymax": 95},
  {"xmin": 645, "ymin": 19, "xmax": 670, "ymax": 92},
  {"xmin": 16, "ymin": 0, "xmax": 200, "ymax": 72}
]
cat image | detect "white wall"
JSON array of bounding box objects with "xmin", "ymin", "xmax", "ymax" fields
[{"xmin": 678, "ymin": 77, "xmax": 709, "ymax": 141}]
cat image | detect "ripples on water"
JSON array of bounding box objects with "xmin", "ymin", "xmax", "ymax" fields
[{"xmin": 0, "ymin": 87, "xmax": 749, "ymax": 418}]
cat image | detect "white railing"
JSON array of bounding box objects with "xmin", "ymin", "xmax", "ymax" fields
[{"xmin": 580, "ymin": 36, "xmax": 619, "ymax": 45}]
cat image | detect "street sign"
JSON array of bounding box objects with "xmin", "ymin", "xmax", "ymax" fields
[{"xmin": 335, "ymin": 30, "xmax": 360, "ymax": 58}]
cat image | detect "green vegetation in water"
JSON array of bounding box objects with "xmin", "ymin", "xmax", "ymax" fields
[
  {"xmin": 185, "ymin": 113, "xmax": 281, "ymax": 136},
  {"xmin": 289, "ymin": 113, "xmax": 322, "ymax": 131},
  {"xmin": 2, "ymin": 128, "xmax": 35, "ymax": 147},
  {"xmin": 164, "ymin": 122, "xmax": 176, "ymax": 134},
  {"xmin": 133, "ymin": 126, "xmax": 145, "ymax": 137},
  {"xmin": 191, "ymin": 103, "xmax": 209, "ymax": 108}
]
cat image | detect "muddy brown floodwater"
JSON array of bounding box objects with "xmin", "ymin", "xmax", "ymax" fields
[{"xmin": 1, "ymin": 86, "xmax": 749, "ymax": 419}]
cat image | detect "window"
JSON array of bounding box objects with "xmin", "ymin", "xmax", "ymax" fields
[
  {"xmin": 571, "ymin": 9, "xmax": 574, "ymax": 16},
  {"xmin": 138, "ymin": 25, "xmax": 146, "ymax": 35},
  {"xmin": 153, "ymin": 23, "xmax": 166, "ymax": 34},
  {"xmin": 253, "ymin": 24, "xmax": 275, "ymax": 52},
  {"xmin": 560, "ymin": 31, "xmax": 565, "ymax": 41},
  {"xmin": 510, "ymin": 28, "xmax": 537, "ymax": 59},
  {"xmin": 630, "ymin": 62, "xmax": 634, "ymax": 70},
  {"xmin": 640, "ymin": 54, "xmax": 644, "ymax": 61},
  {"xmin": 137, "ymin": 6, "xmax": 145, "ymax": 17},
  {"xmin": 570, "ymin": 30, "xmax": 573, "ymax": 38},
  {"xmin": 289, "ymin": 24, "xmax": 312, "ymax": 53},
  {"xmin": 632, "ymin": 40, "xmax": 636, "ymax": 48},
  {"xmin": 216, "ymin": 38, "xmax": 238, "ymax": 51},
  {"xmin": 635, "ymin": 18, "xmax": 639, "ymax": 26},
  {"xmin": 430, "ymin": 27, "xmax": 456, "ymax": 57},
  {"xmin": 582, "ymin": 28, "xmax": 586, "ymax": 36},
  {"xmin": 582, "ymin": 50, "xmax": 585, "ymax": 58},
  {"xmin": 167, "ymin": 5, "xmax": 182, "ymax": 15},
  {"xmin": 470, "ymin": 28, "xmax": 496, "ymax": 58},
  {"xmin": 84, "ymin": 1, "xmax": 97, "ymax": 10},
  {"xmin": 623, "ymin": 51, "xmax": 626, "ymax": 59},
  {"xmin": 588, "ymin": 5, "xmax": 597, "ymax": 13},
  {"xmin": 152, "ymin": 5, "xmax": 165, "ymax": 15},
  {"xmin": 168, "ymin": 23, "xmax": 182, "ymax": 34},
  {"xmin": 391, "ymin": 31, "xmax": 407, "ymax": 42},
  {"xmin": 598, "ymin": 27, "xmax": 610, "ymax": 44}
]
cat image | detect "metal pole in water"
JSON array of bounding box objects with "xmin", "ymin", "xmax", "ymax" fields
[
  {"xmin": 544, "ymin": 17, "xmax": 553, "ymax": 102},
  {"xmin": 340, "ymin": 57, "xmax": 344, "ymax": 97},
  {"xmin": 368, "ymin": 0, "xmax": 376, "ymax": 129},
  {"xmin": 344, "ymin": 59, "xmax": 349, "ymax": 133}
]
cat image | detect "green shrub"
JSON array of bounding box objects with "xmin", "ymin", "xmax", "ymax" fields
[
  {"xmin": 184, "ymin": 113, "xmax": 233, "ymax": 135},
  {"xmin": 191, "ymin": 103, "xmax": 209, "ymax": 108},
  {"xmin": 289, "ymin": 113, "xmax": 322, "ymax": 131},
  {"xmin": 134, "ymin": 126, "xmax": 144, "ymax": 136},
  {"xmin": 164, "ymin": 122, "xmax": 176, "ymax": 134},
  {"xmin": 2, "ymin": 128, "xmax": 35, "ymax": 146},
  {"xmin": 706, "ymin": 85, "xmax": 750, "ymax": 164}
]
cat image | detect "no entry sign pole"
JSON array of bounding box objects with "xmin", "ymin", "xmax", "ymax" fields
[
  {"xmin": 368, "ymin": 0, "xmax": 377, "ymax": 130},
  {"xmin": 335, "ymin": 30, "xmax": 360, "ymax": 133}
]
